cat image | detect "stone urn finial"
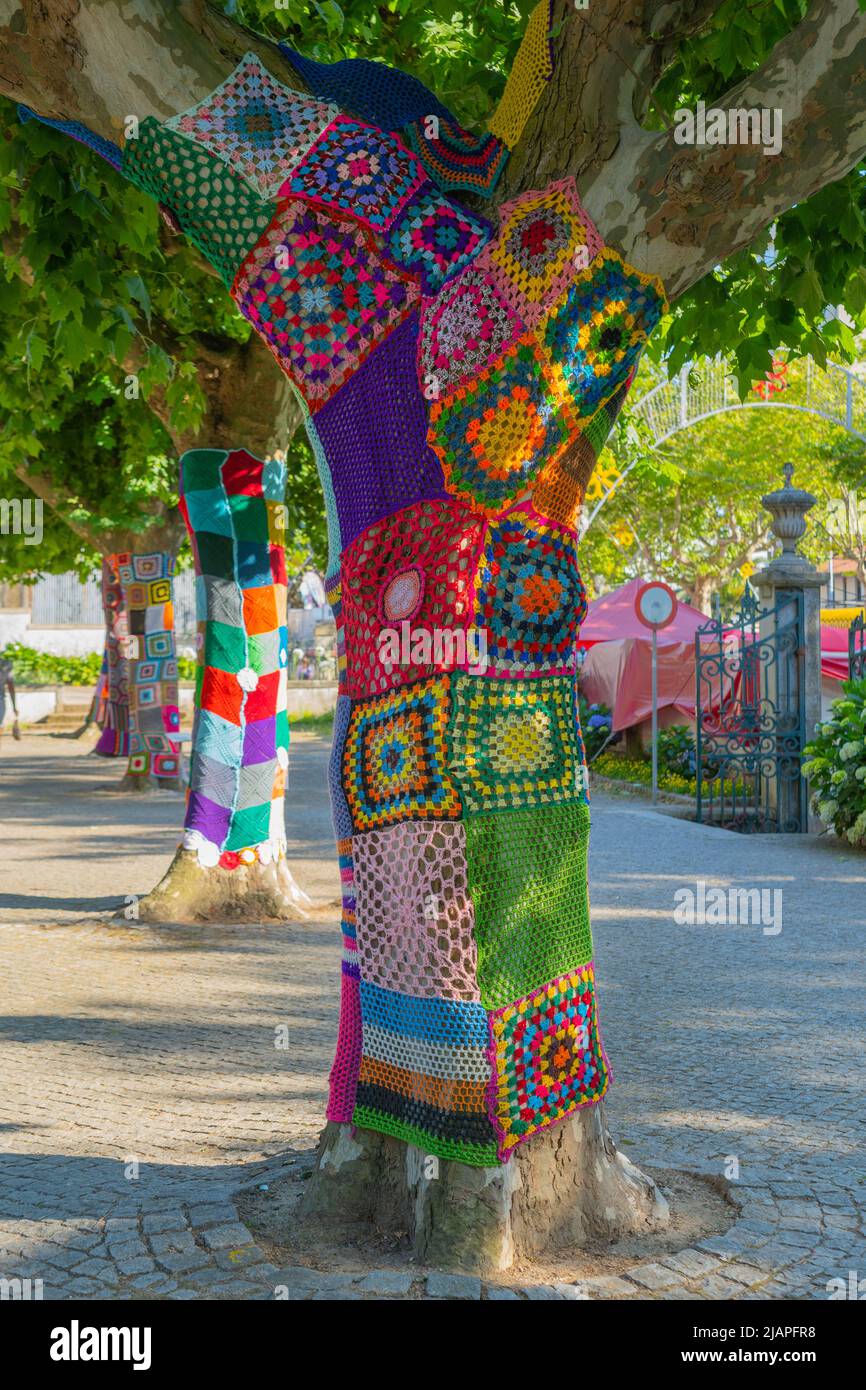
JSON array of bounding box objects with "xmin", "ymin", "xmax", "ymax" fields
[{"xmin": 761, "ymin": 464, "xmax": 816, "ymax": 561}]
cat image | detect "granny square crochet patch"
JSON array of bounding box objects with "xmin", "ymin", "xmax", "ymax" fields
[
  {"xmin": 418, "ymin": 266, "xmax": 524, "ymax": 398},
  {"xmin": 465, "ymin": 799, "xmax": 593, "ymax": 1008},
  {"xmin": 340, "ymin": 497, "xmax": 485, "ymax": 699},
  {"xmin": 167, "ymin": 52, "xmax": 337, "ymax": 198},
  {"xmin": 354, "ymin": 980, "xmax": 499, "ymax": 1165},
  {"xmin": 352, "ymin": 821, "xmax": 480, "ymax": 1000},
  {"xmin": 488, "ymin": 964, "xmax": 609, "ymax": 1160},
  {"xmin": 404, "ymin": 117, "xmax": 509, "ymax": 199},
  {"xmin": 122, "ymin": 118, "xmax": 273, "ymax": 288},
  {"xmin": 542, "ymin": 249, "xmax": 666, "ymax": 422},
  {"xmin": 343, "ymin": 677, "xmax": 461, "ymax": 830},
  {"xmin": 474, "ymin": 506, "xmax": 586, "ymax": 673},
  {"xmin": 482, "ymin": 179, "xmax": 604, "ymax": 327},
  {"xmin": 428, "ymin": 335, "xmax": 579, "ymax": 516},
  {"xmin": 231, "ymin": 199, "xmax": 418, "ymax": 409},
  {"xmin": 387, "ymin": 187, "xmax": 492, "ymax": 296},
  {"xmin": 448, "ymin": 673, "xmax": 583, "ymax": 813},
  {"xmin": 283, "ymin": 116, "xmax": 425, "ymax": 232}
]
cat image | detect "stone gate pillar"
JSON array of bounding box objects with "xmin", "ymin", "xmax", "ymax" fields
[{"xmin": 752, "ymin": 464, "xmax": 826, "ymax": 832}]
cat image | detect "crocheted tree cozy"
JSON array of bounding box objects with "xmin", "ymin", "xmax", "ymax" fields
[
  {"xmin": 93, "ymin": 554, "xmax": 131, "ymax": 758},
  {"xmin": 115, "ymin": 551, "xmax": 181, "ymax": 784},
  {"xmin": 116, "ymin": 36, "xmax": 667, "ymax": 1165},
  {"xmin": 179, "ymin": 448, "xmax": 290, "ymax": 868}
]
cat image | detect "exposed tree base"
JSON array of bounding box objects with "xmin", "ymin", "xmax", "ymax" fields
[
  {"xmin": 117, "ymin": 772, "xmax": 182, "ymax": 792},
  {"xmin": 298, "ymin": 1105, "xmax": 669, "ymax": 1275},
  {"xmin": 132, "ymin": 847, "xmax": 311, "ymax": 924}
]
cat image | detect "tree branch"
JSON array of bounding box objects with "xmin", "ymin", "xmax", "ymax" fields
[{"xmin": 508, "ymin": 0, "xmax": 866, "ymax": 300}]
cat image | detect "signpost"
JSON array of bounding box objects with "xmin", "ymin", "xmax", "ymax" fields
[{"xmin": 634, "ymin": 581, "xmax": 678, "ymax": 805}]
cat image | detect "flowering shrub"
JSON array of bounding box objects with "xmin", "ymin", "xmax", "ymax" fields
[
  {"xmin": 578, "ymin": 694, "xmax": 614, "ymax": 759},
  {"xmin": 802, "ymin": 676, "xmax": 866, "ymax": 846}
]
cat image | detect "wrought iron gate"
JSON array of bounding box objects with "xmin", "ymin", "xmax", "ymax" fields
[
  {"xmin": 695, "ymin": 588, "xmax": 807, "ymax": 832},
  {"xmin": 850, "ymin": 612, "xmax": 866, "ymax": 680}
]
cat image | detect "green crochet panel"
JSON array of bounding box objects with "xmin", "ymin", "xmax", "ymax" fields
[
  {"xmin": 122, "ymin": 118, "xmax": 274, "ymax": 288},
  {"xmin": 465, "ymin": 800, "xmax": 593, "ymax": 1010}
]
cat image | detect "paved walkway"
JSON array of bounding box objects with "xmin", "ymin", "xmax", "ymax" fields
[{"xmin": 0, "ymin": 733, "xmax": 864, "ymax": 1300}]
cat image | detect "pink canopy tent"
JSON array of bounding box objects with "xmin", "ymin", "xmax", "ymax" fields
[
  {"xmin": 820, "ymin": 623, "xmax": 851, "ymax": 682},
  {"xmin": 577, "ymin": 577, "xmax": 710, "ymax": 733}
]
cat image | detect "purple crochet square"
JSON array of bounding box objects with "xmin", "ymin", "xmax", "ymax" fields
[
  {"xmin": 243, "ymin": 715, "xmax": 277, "ymax": 765},
  {"xmin": 185, "ymin": 790, "xmax": 232, "ymax": 848},
  {"xmin": 314, "ymin": 310, "xmax": 449, "ymax": 549}
]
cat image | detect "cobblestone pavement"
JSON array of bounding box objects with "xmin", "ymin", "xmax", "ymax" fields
[{"xmin": 0, "ymin": 734, "xmax": 864, "ymax": 1300}]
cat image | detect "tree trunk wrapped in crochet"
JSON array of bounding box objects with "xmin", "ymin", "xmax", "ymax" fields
[
  {"xmin": 95, "ymin": 550, "xmax": 181, "ymax": 790},
  {"xmin": 116, "ymin": 550, "xmax": 182, "ymax": 790},
  {"xmin": 25, "ymin": 0, "xmax": 671, "ymax": 1264},
  {"xmin": 137, "ymin": 447, "xmax": 308, "ymax": 923},
  {"xmin": 93, "ymin": 555, "xmax": 130, "ymax": 759}
]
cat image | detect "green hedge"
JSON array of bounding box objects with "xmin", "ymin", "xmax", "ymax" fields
[
  {"xmin": 803, "ymin": 676, "xmax": 866, "ymax": 846},
  {"xmin": 1, "ymin": 642, "xmax": 197, "ymax": 686}
]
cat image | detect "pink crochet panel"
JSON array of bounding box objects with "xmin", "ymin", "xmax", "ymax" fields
[{"xmin": 352, "ymin": 822, "xmax": 481, "ymax": 1001}]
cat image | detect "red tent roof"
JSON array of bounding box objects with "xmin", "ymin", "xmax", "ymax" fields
[{"xmin": 578, "ymin": 577, "xmax": 709, "ymax": 647}]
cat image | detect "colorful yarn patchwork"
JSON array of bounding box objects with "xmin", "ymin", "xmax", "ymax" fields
[
  {"xmin": 231, "ymin": 199, "xmax": 418, "ymax": 409},
  {"xmin": 487, "ymin": 0, "xmax": 555, "ymax": 150},
  {"xmin": 179, "ymin": 448, "xmax": 289, "ymax": 860},
  {"xmin": 488, "ymin": 964, "xmax": 609, "ymax": 1160},
  {"xmin": 122, "ymin": 118, "xmax": 273, "ymax": 289},
  {"xmin": 542, "ymin": 249, "xmax": 666, "ymax": 422},
  {"xmin": 449, "ymin": 674, "xmax": 582, "ymax": 813},
  {"xmin": 115, "ymin": 39, "xmax": 675, "ymax": 1165},
  {"xmin": 355, "ymin": 980, "xmax": 499, "ymax": 1165},
  {"xmin": 118, "ymin": 552, "xmax": 180, "ymax": 783},
  {"xmin": 94, "ymin": 554, "xmax": 130, "ymax": 759},
  {"xmin": 465, "ymin": 800, "xmax": 593, "ymax": 1010},
  {"xmin": 340, "ymin": 498, "xmax": 485, "ymax": 698},
  {"xmin": 313, "ymin": 310, "xmax": 449, "ymax": 549},
  {"xmin": 531, "ymin": 378, "xmax": 632, "ymax": 531},
  {"xmin": 387, "ymin": 187, "xmax": 492, "ymax": 296},
  {"xmin": 343, "ymin": 678, "xmax": 460, "ymax": 830},
  {"xmin": 474, "ymin": 507, "xmax": 586, "ymax": 674},
  {"xmin": 482, "ymin": 180, "xmax": 604, "ymax": 327},
  {"xmin": 168, "ymin": 52, "xmax": 336, "ymax": 198},
  {"xmin": 418, "ymin": 267, "xmax": 525, "ymax": 397},
  {"xmin": 352, "ymin": 822, "xmax": 479, "ymax": 1000},
  {"xmin": 280, "ymin": 48, "xmax": 455, "ymax": 133},
  {"xmin": 284, "ymin": 116, "xmax": 425, "ymax": 232},
  {"xmin": 404, "ymin": 118, "xmax": 508, "ymax": 199},
  {"xmin": 429, "ymin": 335, "xmax": 578, "ymax": 516}
]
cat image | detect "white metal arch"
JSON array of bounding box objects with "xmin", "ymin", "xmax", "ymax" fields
[{"xmin": 581, "ymin": 356, "xmax": 866, "ymax": 534}]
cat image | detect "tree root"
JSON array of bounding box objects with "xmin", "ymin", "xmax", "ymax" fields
[
  {"xmin": 298, "ymin": 1105, "xmax": 669, "ymax": 1275},
  {"xmin": 131, "ymin": 847, "xmax": 311, "ymax": 924}
]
